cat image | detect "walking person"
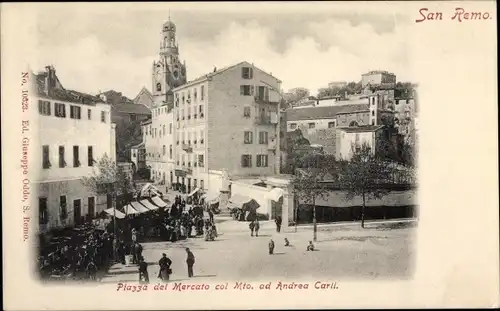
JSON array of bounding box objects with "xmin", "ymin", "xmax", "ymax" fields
[
  {"xmin": 249, "ymin": 220, "xmax": 255, "ymax": 237},
  {"xmin": 254, "ymin": 219, "xmax": 260, "ymax": 237},
  {"xmin": 268, "ymin": 239, "xmax": 275, "ymax": 255},
  {"xmin": 185, "ymin": 248, "xmax": 195, "ymax": 278},
  {"xmin": 138, "ymin": 256, "xmax": 149, "ymax": 284},
  {"xmin": 275, "ymin": 216, "xmax": 282, "ymax": 233},
  {"xmin": 158, "ymin": 253, "xmax": 172, "ymax": 282}
]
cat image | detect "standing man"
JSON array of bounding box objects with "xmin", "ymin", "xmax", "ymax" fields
[
  {"xmin": 275, "ymin": 216, "xmax": 282, "ymax": 233},
  {"xmin": 158, "ymin": 253, "xmax": 172, "ymax": 282},
  {"xmin": 254, "ymin": 219, "xmax": 260, "ymax": 237},
  {"xmin": 138, "ymin": 256, "xmax": 149, "ymax": 284},
  {"xmin": 268, "ymin": 239, "xmax": 275, "ymax": 255},
  {"xmin": 185, "ymin": 248, "xmax": 195, "ymax": 278},
  {"xmin": 249, "ymin": 220, "xmax": 255, "ymax": 237}
]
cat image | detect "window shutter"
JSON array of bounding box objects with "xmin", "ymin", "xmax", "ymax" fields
[
  {"xmin": 250, "ymin": 85, "xmax": 255, "ymax": 95},
  {"xmin": 240, "ymin": 85, "xmax": 244, "ymax": 95},
  {"xmin": 250, "ymin": 68, "xmax": 254, "ymax": 79},
  {"xmin": 241, "ymin": 155, "xmax": 245, "ymax": 167}
]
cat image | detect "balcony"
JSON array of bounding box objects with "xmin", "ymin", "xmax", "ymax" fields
[
  {"xmin": 182, "ymin": 143, "xmax": 193, "ymax": 152},
  {"xmin": 255, "ymin": 115, "xmax": 272, "ymax": 125},
  {"xmin": 180, "ymin": 166, "xmax": 193, "ymax": 174}
]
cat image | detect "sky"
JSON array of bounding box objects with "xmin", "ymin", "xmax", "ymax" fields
[{"xmin": 29, "ymin": 3, "xmax": 414, "ymax": 99}]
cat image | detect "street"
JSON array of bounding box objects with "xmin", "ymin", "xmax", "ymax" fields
[{"xmin": 101, "ymin": 219, "xmax": 415, "ymax": 283}]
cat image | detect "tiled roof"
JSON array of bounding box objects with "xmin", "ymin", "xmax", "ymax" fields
[
  {"xmin": 35, "ymin": 73, "xmax": 104, "ymax": 105},
  {"xmin": 112, "ymin": 102, "xmax": 151, "ymax": 115},
  {"xmin": 173, "ymin": 61, "xmax": 281, "ymax": 91},
  {"xmin": 286, "ymin": 104, "xmax": 369, "ymax": 121},
  {"xmin": 339, "ymin": 125, "xmax": 384, "ymax": 133}
]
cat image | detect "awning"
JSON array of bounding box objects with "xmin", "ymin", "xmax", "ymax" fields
[
  {"xmin": 228, "ymin": 195, "xmax": 260, "ymax": 212},
  {"xmin": 123, "ymin": 204, "xmax": 140, "ymax": 215},
  {"xmin": 140, "ymin": 199, "xmax": 159, "ymax": 211},
  {"xmin": 229, "ymin": 194, "xmax": 254, "ymax": 205},
  {"xmin": 187, "ymin": 187, "xmax": 200, "ymax": 197},
  {"xmin": 202, "ymin": 192, "xmax": 220, "ymax": 204},
  {"xmin": 268, "ymin": 187, "xmax": 285, "ymax": 201},
  {"xmin": 104, "ymin": 208, "xmax": 126, "ymax": 219},
  {"xmin": 151, "ymin": 196, "xmax": 168, "ymax": 208},
  {"xmin": 140, "ymin": 183, "xmax": 162, "ymax": 197},
  {"xmin": 130, "ymin": 201, "xmax": 150, "ymax": 213}
]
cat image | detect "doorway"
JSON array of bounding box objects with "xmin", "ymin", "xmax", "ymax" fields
[{"xmin": 73, "ymin": 199, "xmax": 82, "ymax": 226}]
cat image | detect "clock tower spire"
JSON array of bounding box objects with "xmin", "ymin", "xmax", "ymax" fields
[{"xmin": 151, "ymin": 15, "xmax": 187, "ymax": 107}]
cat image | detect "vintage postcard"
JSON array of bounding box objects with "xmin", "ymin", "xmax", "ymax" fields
[{"xmin": 1, "ymin": 1, "xmax": 498, "ymax": 310}]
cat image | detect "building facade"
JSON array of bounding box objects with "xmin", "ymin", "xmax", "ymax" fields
[
  {"xmin": 361, "ymin": 70, "xmax": 397, "ymax": 88},
  {"xmin": 171, "ymin": 61, "xmax": 282, "ymax": 195},
  {"xmin": 33, "ymin": 66, "xmax": 116, "ymax": 233}
]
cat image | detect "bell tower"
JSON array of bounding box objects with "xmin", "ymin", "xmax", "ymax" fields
[{"xmin": 152, "ymin": 14, "xmax": 187, "ymax": 107}]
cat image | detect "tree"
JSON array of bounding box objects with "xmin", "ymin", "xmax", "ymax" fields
[
  {"xmin": 339, "ymin": 143, "xmax": 395, "ymax": 228},
  {"xmin": 290, "ymin": 167, "xmax": 328, "ymax": 241},
  {"xmin": 81, "ymin": 154, "xmax": 135, "ymax": 241},
  {"xmin": 283, "ymin": 87, "xmax": 310, "ymax": 107},
  {"xmin": 115, "ymin": 119, "xmax": 143, "ymax": 162}
]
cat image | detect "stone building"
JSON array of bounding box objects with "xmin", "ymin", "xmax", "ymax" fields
[
  {"xmin": 33, "ymin": 66, "xmax": 116, "ymax": 233},
  {"xmin": 361, "ymin": 70, "xmax": 397, "ymax": 88}
]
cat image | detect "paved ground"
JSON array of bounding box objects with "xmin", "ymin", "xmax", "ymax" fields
[{"xmin": 100, "ymin": 218, "xmax": 416, "ymax": 283}]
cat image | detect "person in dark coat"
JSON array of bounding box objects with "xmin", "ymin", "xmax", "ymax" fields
[
  {"xmin": 249, "ymin": 221, "xmax": 255, "ymax": 237},
  {"xmin": 254, "ymin": 219, "xmax": 260, "ymax": 237},
  {"xmin": 307, "ymin": 241, "xmax": 315, "ymax": 251},
  {"xmin": 133, "ymin": 242, "xmax": 143, "ymax": 265},
  {"xmin": 185, "ymin": 248, "xmax": 195, "ymax": 277},
  {"xmin": 275, "ymin": 216, "xmax": 282, "ymax": 233},
  {"xmin": 268, "ymin": 239, "xmax": 275, "ymax": 255},
  {"xmin": 158, "ymin": 253, "xmax": 172, "ymax": 282},
  {"xmin": 138, "ymin": 256, "xmax": 149, "ymax": 284}
]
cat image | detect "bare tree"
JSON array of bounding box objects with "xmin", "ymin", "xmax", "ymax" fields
[
  {"xmin": 339, "ymin": 143, "xmax": 395, "ymax": 228},
  {"xmin": 290, "ymin": 167, "xmax": 328, "ymax": 241}
]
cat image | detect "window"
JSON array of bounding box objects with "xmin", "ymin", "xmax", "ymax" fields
[
  {"xmin": 73, "ymin": 146, "xmax": 80, "ymax": 167},
  {"xmin": 199, "ymin": 105, "xmax": 204, "ymax": 118},
  {"xmin": 243, "ymin": 107, "xmax": 251, "ymax": 117},
  {"xmin": 355, "ymin": 133, "xmax": 360, "ymax": 144},
  {"xmin": 241, "ymin": 155, "xmax": 252, "ymax": 167},
  {"xmin": 163, "ymin": 145, "xmax": 166, "ymax": 155},
  {"xmin": 101, "ymin": 111, "xmax": 106, "ymax": 123},
  {"xmin": 308, "ymin": 122, "xmax": 315, "ymax": 129},
  {"xmin": 257, "ymin": 86, "xmax": 268, "ymax": 100},
  {"xmin": 198, "ymin": 154, "xmax": 204, "ymax": 167},
  {"xmin": 240, "ymin": 85, "xmax": 254, "ymax": 96},
  {"xmin": 289, "ymin": 123, "xmax": 297, "ymax": 129},
  {"xmin": 42, "ymin": 145, "xmax": 51, "ymax": 169},
  {"xmin": 259, "ymin": 131, "xmax": 268, "ymax": 144},
  {"xmin": 88, "ymin": 197, "xmax": 95, "ymax": 218},
  {"xmin": 244, "ymin": 131, "xmax": 253, "ymax": 144},
  {"xmin": 193, "ymin": 179, "xmax": 197, "ymax": 188},
  {"xmin": 328, "ymin": 121, "xmax": 336, "ymax": 128},
  {"xmin": 87, "ymin": 109, "xmax": 92, "ymax": 120},
  {"xmin": 242, "ymin": 67, "xmax": 254, "ymax": 79},
  {"xmin": 59, "ymin": 146, "xmax": 66, "ymax": 168},
  {"xmin": 371, "ymin": 111, "xmax": 375, "ymax": 116},
  {"xmin": 200, "ymin": 179, "xmax": 205, "ymax": 190},
  {"xmin": 55, "ymin": 103, "xmax": 66, "ymax": 118},
  {"xmin": 349, "ymin": 121, "xmax": 359, "ymax": 127},
  {"xmin": 163, "ymin": 125, "xmax": 166, "ymax": 135},
  {"xmin": 70, "ymin": 105, "xmax": 81, "ymax": 119},
  {"xmin": 372, "ymin": 120, "xmax": 375, "ymax": 125},
  {"xmin": 60, "ymin": 195, "xmax": 67, "ymax": 220},
  {"xmin": 169, "ymin": 145, "xmax": 172, "ymax": 159},
  {"xmin": 38, "ymin": 100, "xmax": 51, "ymax": 116},
  {"xmin": 257, "ymin": 155, "xmax": 268, "ymax": 167},
  {"xmin": 201, "ymin": 85, "xmax": 205, "ymax": 100},
  {"xmin": 156, "ymin": 83, "xmax": 162, "ymax": 92},
  {"xmin": 169, "ymin": 123, "xmax": 172, "ymax": 134},
  {"xmin": 37, "ymin": 197, "xmax": 49, "ymax": 226},
  {"xmin": 130, "ymin": 114, "xmax": 137, "ymax": 121}
]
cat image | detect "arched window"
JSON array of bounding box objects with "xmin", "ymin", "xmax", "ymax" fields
[
  {"xmin": 349, "ymin": 121, "xmax": 359, "ymax": 127},
  {"xmin": 156, "ymin": 83, "xmax": 162, "ymax": 92}
]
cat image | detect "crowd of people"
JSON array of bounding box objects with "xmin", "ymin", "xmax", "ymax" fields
[{"xmin": 38, "ymin": 225, "xmax": 115, "ymax": 281}]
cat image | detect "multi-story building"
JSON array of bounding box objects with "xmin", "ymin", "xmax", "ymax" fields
[
  {"xmin": 32, "ymin": 66, "xmax": 116, "ymax": 233},
  {"xmin": 144, "ymin": 18, "xmax": 186, "ymax": 188},
  {"xmin": 361, "ymin": 70, "xmax": 397, "ymax": 88},
  {"xmin": 286, "ymin": 93, "xmax": 396, "ymax": 157},
  {"xmin": 172, "ymin": 61, "xmax": 282, "ymax": 194}
]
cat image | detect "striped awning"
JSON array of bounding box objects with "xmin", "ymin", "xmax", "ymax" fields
[
  {"xmin": 123, "ymin": 204, "xmax": 140, "ymax": 215},
  {"xmin": 140, "ymin": 199, "xmax": 159, "ymax": 210},
  {"xmin": 130, "ymin": 201, "xmax": 150, "ymax": 213},
  {"xmin": 104, "ymin": 208, "xmax": 126, "ymax": 219},
  {"xmin": 151, "ymin": 196, "xmax": 168, "ymax": 208}
]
